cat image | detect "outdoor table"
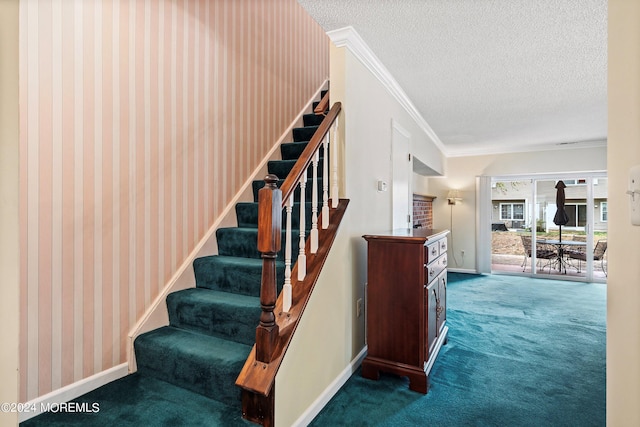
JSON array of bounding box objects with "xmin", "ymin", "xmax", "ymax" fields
[{"xmin": 537, "ymin": 239, "xmax": 587, "ymax": 274}]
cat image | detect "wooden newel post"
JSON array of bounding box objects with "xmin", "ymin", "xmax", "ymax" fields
[{"xmin": 256, "ymin": 174, "xmax": 282, "ymax": 363}]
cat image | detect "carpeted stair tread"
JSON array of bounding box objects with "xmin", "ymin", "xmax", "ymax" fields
[
  {"xmin": 193, "ymin": 255, "xmax": 284, "ymax": 296},
  {"xmin": 268, "ymin": 158, "xmax": 324, "ymax": 178},
  {"xmin": 236, "ymin": 201, "xmax": 313, "ymax": 229},
  {"xmin": 303, "ymin": 113, "xmax": 325, "ymax": 127},
  {"xmin": 281, "ymin": 141, "xmax": 310, "ymax": 159},
  {"xmin": 293, "ymin": 125, "xmax": 319, "ymax": 142},
  {"xmin": 134, "ymin": 326, "xmax": 251, "ymax": 406},
  {"xmin": 167, "ymin": 288, "xmax": 260, "ymax": 346},
  {"xmin": 216, "ymin": 227, "xmax": 300, "ymax": 260},
  {"xmin": 280, "ymin": 141, "xmax": 328, "ymax": 160}
]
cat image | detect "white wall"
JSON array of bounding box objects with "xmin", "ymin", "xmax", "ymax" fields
[
  {"xmin": 608, "ymin": 0, "xmax": 640, "ymax": 424},
  {"xmin": 413, "ymin": 172, "xmax": 431, "ymax": 196},
  {"xmin": 0, "ymin": 1, "xmax": 20, "ymax": 425},
  {"xmin": 430, "ymin": 147, "xmax": 607, "ymax": 272},
  {"xmin": 275, "ymin": 40, "xmax": 446, "ymax": 426}
]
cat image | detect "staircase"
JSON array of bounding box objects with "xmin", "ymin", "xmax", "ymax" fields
[
  {"xmin": 20, "ymin": 93, "xmax": 343, "ymax": 427},
  {"xmin": 132, "ymin": 99, "xmax": 328, "ymax": 419}
]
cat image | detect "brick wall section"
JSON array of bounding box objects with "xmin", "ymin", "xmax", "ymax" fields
[{"xmin": 413, "ymin": 194, "xmax": 436, "ymax": 229}]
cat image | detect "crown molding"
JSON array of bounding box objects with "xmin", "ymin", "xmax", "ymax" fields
[{"xmin": 327, "ymin": 26, "xmax": 448, "ymax": 156}]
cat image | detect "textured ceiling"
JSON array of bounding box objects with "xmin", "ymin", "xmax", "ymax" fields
[{"xmin": 298, "ymin": 0, "xmax": 607, "ymax": 156}]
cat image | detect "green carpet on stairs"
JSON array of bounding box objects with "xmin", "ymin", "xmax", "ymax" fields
[
  {"xmin": 310, "ymin": 272, "xmax": 606, "ymax": 427},
  {"xmin": 21, "ymin": 91, "xmax": 330, "ymax": 426}
]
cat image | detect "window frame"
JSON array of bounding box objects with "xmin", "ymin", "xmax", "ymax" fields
[{"xmin": 499, "ymin": 202, "xmax": 525, "ymax": 221}]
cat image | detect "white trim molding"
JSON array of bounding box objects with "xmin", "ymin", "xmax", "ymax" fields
[
  {"xmin": 328, "ymin": 26, "xmax": 448, "ymax": 156},
  {"xmin": 291, "ymin": 346, "xmax": 368, "ymax": 427}
]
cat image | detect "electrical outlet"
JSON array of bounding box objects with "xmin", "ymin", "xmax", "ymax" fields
[{"xmin": 356, "ymin": 298, "xmax": 363, "ymax": 318}]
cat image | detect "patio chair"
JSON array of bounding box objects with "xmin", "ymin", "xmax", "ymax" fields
[
  {"xmin": 520, "ymin": 235, "xmax": 556, "ymax": 272},
  {"xmin": 567, "ymin": 240, "xmax": 607, "ymax": 276}
]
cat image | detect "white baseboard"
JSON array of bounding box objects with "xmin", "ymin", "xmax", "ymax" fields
[
  {"xmin": 19, "ymin": 363, "xmax": 129, "ymax": 423},
  {"xmin": 447, "ymin": 268, "xmax": 478, "ymax": 274},
  {"xmin": 291, "ymin": 346, "xmax": 368, "ymax": 427}
]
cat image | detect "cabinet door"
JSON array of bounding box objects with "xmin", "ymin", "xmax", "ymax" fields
[
  {"xmin": 437, "ymin": 272, "xmax": 447, "ymax": 333},
  {"xmin": 425, "ymin": 281, "xmax": 438, "ymax": 358}
]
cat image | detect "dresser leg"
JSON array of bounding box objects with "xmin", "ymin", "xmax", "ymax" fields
[
  {"xmin": 408, "ymin": 373, "xmax": 428, "ymax": 394},
  {"xmin": 361, "ymin": 360, "xmax": 380, "ymax": 381}
]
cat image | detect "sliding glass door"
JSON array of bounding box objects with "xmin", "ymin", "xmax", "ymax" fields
[
  {"xmin": 490, "ymin": 179, "xmax": 533, "ymax": 275},
  {"xmin": 489, "ymin": 174, "xmax": 607, "ymax": 282}
]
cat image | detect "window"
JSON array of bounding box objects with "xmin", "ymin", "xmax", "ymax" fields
[
  {"xmin": 500, "ymin": 203, "xmax": 524, "ymax": 220},
  {"xmin": 564, "ymin": 179, "xmax": 587, "ymax": 186},
  {"xmin": 564, "ymin": 204, "xmax": 587, "ymax": 227},
  {"xmin": 600, "ymin": 202, "xmax": 608, "ymax": 222}
]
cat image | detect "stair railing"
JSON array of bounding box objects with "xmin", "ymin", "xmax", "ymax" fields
[
  {"xmin": 236, "ymin": 96, "xmax": 344, "ymax": 426},
  {"xmin": 313, "ymin": 90, "xmax": 330, "ymax": 116},
  {"xmin": 255, "ymin": 99, "xmax": 341, "ymax": 363}
]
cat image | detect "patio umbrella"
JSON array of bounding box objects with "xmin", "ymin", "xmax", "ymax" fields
[{"xmin": 553, "ymin": 180, "xmax": 570, "ymax": 243}]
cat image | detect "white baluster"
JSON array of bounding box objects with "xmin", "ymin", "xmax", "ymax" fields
[
  {"xmin": 297, "ymin": 170, "xmax": 307, "ymax": 280},
  {"xmin": 311, "ymin": 151, "xmax": 320, "ymax": 253},
  {"xmin": 282, "ymin": 196, "xmax": 293, "ymax": 313},
  {"xmin": 330, "ymin": 119, "xmax": 339, "ymax": 209},
  {"xmin": 322, "ymin": 133, "xmax": 330, "ymax": 229}
]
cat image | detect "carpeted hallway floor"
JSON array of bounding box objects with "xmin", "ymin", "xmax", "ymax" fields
[{"xmin": 310, "ymin": 272, "xmax": 606, "ymax": 427}]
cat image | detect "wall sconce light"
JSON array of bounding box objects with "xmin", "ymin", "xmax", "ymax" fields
[{"xmin": 447, "ymin": 190, "xmax": 462, "ymax": 205}]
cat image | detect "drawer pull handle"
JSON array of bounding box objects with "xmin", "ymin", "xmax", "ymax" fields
[
  {"xmin": 433, "ymin": 289, "xmax": 443, "ymax": 320},
  {"xmin": 431, "ymin": 247, "xmax": 437, "ymax": 256}
]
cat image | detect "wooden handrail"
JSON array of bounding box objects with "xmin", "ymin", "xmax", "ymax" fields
[
  {"xmin": 313, "ymin": 90, "xmax": 330, "ymax": 115},
  {"xmin": 279, "ymin": 102, "xmax": 341, "ymax": 206}
]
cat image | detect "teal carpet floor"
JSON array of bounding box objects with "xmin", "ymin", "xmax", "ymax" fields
[{"xmin": 310, "ymin": 273, "xmax": 606, "ymax": 427}]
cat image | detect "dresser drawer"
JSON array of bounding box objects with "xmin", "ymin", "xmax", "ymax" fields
[
  {"xmin": 439, "ymin": 238, "xmax": 448, "ymax": 254},
  {"xmin": 425, "ymin": 253, "xmax": 447, "ymax": 284},
  {"xmin": 425, "ymin": 241, "xmax": 440, "ymax": 264}
]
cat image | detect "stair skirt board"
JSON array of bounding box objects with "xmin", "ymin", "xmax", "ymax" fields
[
  {"xmin": 123, "ymin": 84, "xmax": 331, "ymax": 419},
  {"xmin": 127, "ymin": 80, "xmax": 328, "ymax": 372}
]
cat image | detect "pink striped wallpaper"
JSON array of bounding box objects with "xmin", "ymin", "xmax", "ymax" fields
[{"xmin": 19, "ymin": 0, "xmax": 328, "ymax": 402}]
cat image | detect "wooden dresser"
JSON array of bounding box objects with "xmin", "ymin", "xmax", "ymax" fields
[{"xmin": 361, "ymin": 228, "xmax": 449, "ymax": 393}]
